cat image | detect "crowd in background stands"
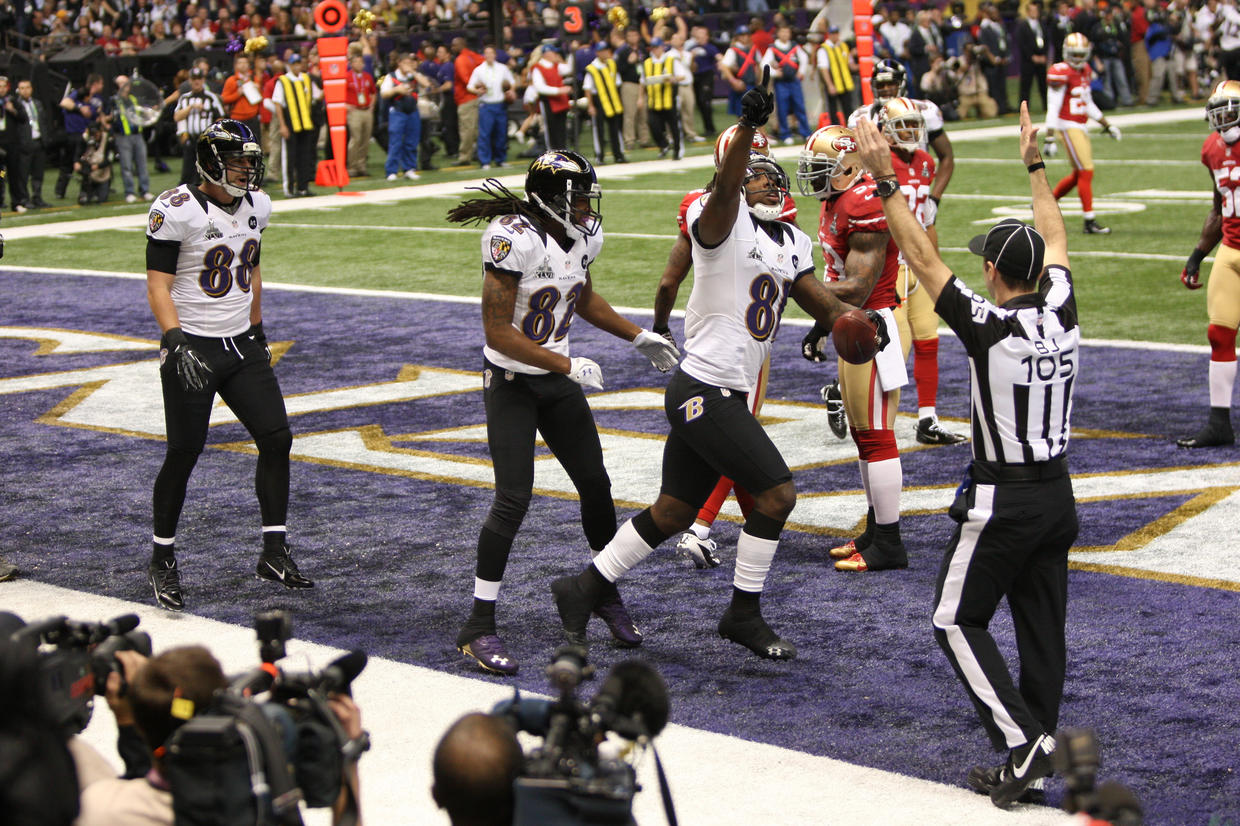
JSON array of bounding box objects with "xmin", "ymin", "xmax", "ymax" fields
[{"xmin": 0, "ymin": 0, "xmax": 1235, "ymax": 209}]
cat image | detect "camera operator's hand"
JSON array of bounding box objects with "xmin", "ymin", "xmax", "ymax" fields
[
  {"xmin": 327, "ymin": 694, "xmax": 364, "ymax": 742},
  {"xmin": 104, "ymin": 649, "xmax": 148, "ymax": 727}
]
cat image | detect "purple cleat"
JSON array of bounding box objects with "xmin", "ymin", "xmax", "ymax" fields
[
  {"xmin": 458, "ymin": 634, "xmax": 519, "ymax": 676},
  {"xmin": 593, "ymin": 590, "xmax": 643, "ymax": 648}
]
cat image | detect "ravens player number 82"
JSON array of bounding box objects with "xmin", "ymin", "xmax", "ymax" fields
[{"xmin": 144, "ymin": 118, "xmax": 313, "ymax": 612}]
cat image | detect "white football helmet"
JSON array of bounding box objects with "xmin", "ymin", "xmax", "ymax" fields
[
  {"xmin": 796, "ymin": 125, "xmax": 860, "ymax": 199},
  {"xmin": 878, "ymin": 97, "xmax": 926, "ymax": 153},
  {"xmin": 714, "ymin": 123, "xmax": 772, "ymax": 168}
]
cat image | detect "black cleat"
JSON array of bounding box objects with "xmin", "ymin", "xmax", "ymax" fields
[
  {"xmin": 717, "ymin": 606, "xmax": 796, "ymax": 660},
  {"xmin": 966, "ymin": 764, "xmax": 1045, "ymax": 805},
  {"xmin": 1177, "ymin": 420, "xmax": 1235, "ymax": 448},
  {"xmin": 593, "ymin": 588, "xmax": 643, "ymax": 647},
  {"xmin": 820, "ymin": 381, "xmax": 848, "ymax": 440},
  {"xmin": 551, "ymin": 575, "xmax": 596, "ymax": 647},
  {"xmin": 915, "ymin": 416, "xmax": 968, "ymax": 445},
  {"xmin": 991, "ymin": 734, "xmax": 1056, "ymax": 809},
  {"xmin": 256, "ymin": 544, "xmax": 314, "ymax": 589},
  {"xmin": 1083, "ymin": 218, "xmax": 1111, "ymax": 235},
  {"xmin": 149, "ymin": 557, "xmax": 185, "ymax": 611}
]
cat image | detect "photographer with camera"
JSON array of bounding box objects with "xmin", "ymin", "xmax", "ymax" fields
[{"xmin": 955, "ymin": 45, "xmax": 999, "ymax": 119}]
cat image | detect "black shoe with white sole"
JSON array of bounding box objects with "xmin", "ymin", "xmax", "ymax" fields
[
  {"xmin": 990, "ymin": 734, "xmax": 1056, "ymax": 809},
  {"xmin": 149, "ymin": 556, "xmax": 185, "ymax": 611},
  {"xmin": 256, "ymin": 544, "xmax": 314, "ymax": 589}
]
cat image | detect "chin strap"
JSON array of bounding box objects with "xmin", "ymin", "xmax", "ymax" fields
[
  {"xmin": 748, "ymin": 201, "xmax": 783, "ymax": 221},
  {"xmin": 529, "ymin": 192, "xmax": 584, "ymax": 241}
]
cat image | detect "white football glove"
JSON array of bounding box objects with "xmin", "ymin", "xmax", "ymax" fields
[
  {"xmin": 568, "ymin": 357, "xmax": 604, "ymax": 391},
  {"xmin": 1042, "ymin": 137, "xmax": 1058, "ymax": 158},
  {"xmin": 923, "ymin": 195, "xmax": 939, "ymax": 227},
  {"xmin": 632, "ymin": 329, "xmax": 680, "ymax": 372},
  {"xmin": 1106, "ymin": 123, "xmax": 1122, "ymax": 141}
]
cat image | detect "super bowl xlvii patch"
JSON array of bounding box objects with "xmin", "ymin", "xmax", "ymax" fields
[
  {"xmin": 490, "ymin": 236, "xmax": 512, "ymax": 263},
  {"xmin": 149, "ymin": 210, "xmax": 165, "ymax": 233},
  {"xmin": 204, "ymin": 220, "xmax": 223, "ymax": 241}
]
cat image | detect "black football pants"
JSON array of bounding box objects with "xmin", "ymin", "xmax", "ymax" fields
[
  {"xmin": 932, "ymin": 474, "xmax": 1078, "ymax": 751},
  {"xmin": 154, "ymin": 329, "xmax": 291, "ymax": 540},
  {"xmin": 475, "ymin": 358, "xmax": 616, "ymax": 583}
]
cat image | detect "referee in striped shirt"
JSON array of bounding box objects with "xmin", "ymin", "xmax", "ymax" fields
[
  {"xmin": 854, "ymin": 103, "xmax": 1079, "ymax": 810},
  {"xmin": 174, "ymin": 67, "xmax": 226, "ymax": 186}
]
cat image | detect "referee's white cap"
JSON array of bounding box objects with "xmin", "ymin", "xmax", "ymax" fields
[{"xmin": 967, "ymin": 218, "xmax": 1046, "ymax": 283}]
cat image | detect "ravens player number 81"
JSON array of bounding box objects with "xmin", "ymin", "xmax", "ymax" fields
[{"xmin": 144, "ymin": 118, "xmax": 312, "ymax": 612}]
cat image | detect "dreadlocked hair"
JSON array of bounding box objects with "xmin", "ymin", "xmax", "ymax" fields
[{"xmin": 446, "ymin": 178, "xmax": 546, "ymax": 227}]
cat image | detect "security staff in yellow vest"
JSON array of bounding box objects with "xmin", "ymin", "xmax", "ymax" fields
[
  {"xmin": 112, "ymin": 75, "xmax": 154, "ymax": 203},
  {"xmin": 272, "ymin": 53, "xmax": 322, "ymax": 197},
  {"xmin": 641, "ymin": 37, "xmax": 686, "ymax": 160},
  {"xmin": 817, "ymin": 26, "xmax": 857, "ymax": 127},
  {"xmin": 584, "ymin": 41, "xmax": 628, "ymax": 165}
]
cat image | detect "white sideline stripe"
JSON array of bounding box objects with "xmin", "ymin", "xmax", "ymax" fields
[
  {"xmin": 1, "ymin": 580, "xmax": 1065, "ymax": 826},
  {"xmin": 953, "ymin": 156, "xmax": 1204, "ymax": 166},
  {"xmin": 0, "ymin": 265, "xmax": 1212, "ymax": 354}
]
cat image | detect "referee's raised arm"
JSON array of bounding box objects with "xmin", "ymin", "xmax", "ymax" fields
[{"xmin": 1021, "ymin": 101, "xmax": 1068, "ymax": 271}]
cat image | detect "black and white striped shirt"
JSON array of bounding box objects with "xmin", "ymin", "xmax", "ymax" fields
[
  {"xmin": 174, "ymin": 89, "xmax": 226, "ymax": 140},
  {"xmin": 936, "ymin": 265, "xmax": 1078, "ymax": 464}
]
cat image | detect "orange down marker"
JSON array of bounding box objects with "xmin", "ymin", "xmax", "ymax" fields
[{"xmin": 314, "ymin": 0, "xmax": 351, "ymax": 189}]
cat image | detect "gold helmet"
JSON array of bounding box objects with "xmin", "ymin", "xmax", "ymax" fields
[
  {"xmin": 714, "ymin": 123, "xmax": 772, "ymax": 168},
  {"xmin": 1207, "ymin": 79, "xmax": 1240, "ymax": 135},
  {"xmin": 878, "ymin": 97, "xmax": 926, "ymax": 153},
  {"xmin": 1063, "ymin": 32, "xmax": 1091, "ymax": 69},
  {"xmin": 796, "ymin": 125, "xmax": 860, "ymax": 198}
]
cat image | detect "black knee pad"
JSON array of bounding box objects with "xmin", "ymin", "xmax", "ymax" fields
[
  {"xmin": 255, "ymin": 427, "xmax": 292, "ymax": 458},
  {"xmin": 483, "ymin": 487, "xmax": 532, "ymax": 539}
]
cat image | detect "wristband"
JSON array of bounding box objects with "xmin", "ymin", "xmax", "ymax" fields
[
  {"xmin": 929, "ymin": 195, "xmax": 941, "ymax": 204},
  {"xmin": 1027, "ymin": 161, "xmax": 1045, "ymax": 173},
  {"xmin": 341, "ymin": 730, "xmax": 371, "ymax": 763}
]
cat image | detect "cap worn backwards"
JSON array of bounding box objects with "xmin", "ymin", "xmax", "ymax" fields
[{"xmin": 967, "ymin": 218, "xmax": 1046, "ymax": 282}]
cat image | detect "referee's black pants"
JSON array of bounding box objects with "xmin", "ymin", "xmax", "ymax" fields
[
  {"xmin": 179, "ymin": 135, "xmax": 201, "ymax": 187},
  {"xmin": 932, "ymin": 466, "xmax": 1077, "ymax": 752},
  {"xmin": 474, "ymin": 359, "xmax": 616, "ymax": 583},
  {"xmin": 589, "ymin": 111, "xmax": 625, "ymax": 163},
  {"xmin": 540, "ymin": 103, "xmax": 568, "ymax": 151},
  {"xmin": 647, "ymin": 104, "xmax": 681, "ymax": 159},
  {"xmin": 154, "ymin": 330, "xmax": 291, "ymax": 540},
  {"xmin": 693, "ymin": 71, "xmax": 716, "ymax": 135},
  {"xmin": 283, "ymin": 128, "xmax": 317, "ymax": 194}
]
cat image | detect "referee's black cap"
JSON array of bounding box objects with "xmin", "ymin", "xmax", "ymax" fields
[{"xmin": 968, "ymin": 218, "xmax": 1046, "ymax": 282}]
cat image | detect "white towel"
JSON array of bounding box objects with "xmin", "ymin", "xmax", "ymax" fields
[{"xmin": 873, "ymin": 307, "xmax": 908, "ymax": 392}]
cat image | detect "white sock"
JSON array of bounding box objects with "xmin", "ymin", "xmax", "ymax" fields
[
  {"xmin": 593, "ymin": 519, "xmax": 656, "ymax": 582},
  {"xmin": 690, "ymin": 522, "xmax": 711, "ymax": 541},
  {"xmin": 734, "ymin": 531, "xmax": 779, "ymax": 592},
  {"xmin": 473, "ymin": 577, "xmax": 501, "ymax": 601},
  {"xmin": 1210, "ymin": 360, "xmax": 1237, "ymax": 408},
  {"xmin": 153, "ymin": 535, "xmax": 175, "ymax": 545},
  {"xmin": 867, "ymin": 456, "xmax": 903, "ymax": 525},
  {"xmin": 918, "ymin": 406, "xmax": 936, "ymax": 421},
  {"xmin": 1083, "ymin": 211, "xmax": 1095, "ymax": 220}
]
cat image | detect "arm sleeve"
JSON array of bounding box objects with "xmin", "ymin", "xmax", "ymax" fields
[
  {"xmin": 1045, "ymin": 83, "xmax": 1066, "ymax": 129},
  {"xmin": 1082, "ymin": 86, "xmax": 1103, "ymax": 122}
]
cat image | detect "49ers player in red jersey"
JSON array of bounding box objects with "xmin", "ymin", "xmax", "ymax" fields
[
  {"xmin": 1176, "ymin": 79, "xmax": 1240, "ymax": 448},
  {"xmin": 1044, "ymin": 33, "xmax": 1122, "ymax": 235},
  {"xmin": 652, "ymin": 123, "xmax": 797, "ymax": 568},
  {"xmin": 797, "ymin": 124, "xmax": 909, "ymax": 573}
]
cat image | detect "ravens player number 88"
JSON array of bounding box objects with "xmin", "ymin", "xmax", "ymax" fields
[
  {"xmin": 445, "ymin": 151, "xmax": 679, "ymax": 676},
  {"xmin": 144, "ymin": 118, "xmax": 312, "ymax": 613}
]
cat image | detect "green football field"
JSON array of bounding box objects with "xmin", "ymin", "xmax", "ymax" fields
[{"xmin": 3, "ymin": 115, "xmax": 1215, "ymax": 345}]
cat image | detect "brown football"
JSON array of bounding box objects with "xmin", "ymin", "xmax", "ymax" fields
[{"xmin": 832, "ymin": 309, "xmax": 880, "ymax": 365}]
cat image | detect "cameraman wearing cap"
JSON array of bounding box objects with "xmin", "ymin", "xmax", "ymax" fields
[
  {"xmin": 74, "ymin": 646, "xmax": 366, "ymax": 825},
  {"xmin": 853, "ymin": 102, "xmax": 1080, "ymax": 810}
]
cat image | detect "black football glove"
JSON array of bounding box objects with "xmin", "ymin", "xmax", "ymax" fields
[
  {"xmin": 801, "ymin": 323, "xmax": 830, "ymax": 362},
  {"xmin": 165, "ymin": 327, "xmax": 212, "ymax": 393},
  {"xmin": 652, "ymin": 322, "xmax": 677, "ymax": 350},
  {"xmin": 739, "ymin": 66, "xmax": 774, "ymax": 129},
  {"xmin": 247, "ymin": 321, "xmax": 272, "ymax": 362},
  {"xmin": 864, "ymin": 309, "xmax": 891, "ymax": 351}
]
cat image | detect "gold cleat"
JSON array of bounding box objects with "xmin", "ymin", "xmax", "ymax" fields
[{"xmin": 829, "ymin": 539, "xmax": 860, "ymax": 559}]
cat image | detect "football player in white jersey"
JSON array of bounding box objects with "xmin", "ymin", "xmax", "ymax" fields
[
  {"xmin": 551, "ymin": 72, "xmax": 878, "ymax": 661},
  {"xmin": 846, "ymin": 59, "xmax": 964, "ymax": 445},
  {"xmin": 445, "ymin": 150, "xmax": 679, "ymax": 676},
  {"xmin": 144, "ymin": 119, "xmax": 311, "ymax": 612}
]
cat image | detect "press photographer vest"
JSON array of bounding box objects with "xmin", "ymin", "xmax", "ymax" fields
[
  {"xmin": 643, "ymin": 55, "xmax": 677, "ymax": 110},
  {"xmin": 279, "ymin": 73, "xmax": 314, "ymax": 132},
  {"xmin": 586, "ymin": 59, "xmax": 622, "ymax": 117}
]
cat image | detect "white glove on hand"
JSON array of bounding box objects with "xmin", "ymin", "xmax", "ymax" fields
[
  {"xmin": 923, "ymin": 196, "xmax": 939, "ymax": 227},
  {"xmin": 1106, "ymin": 124, "xmax": 1122, "ymax": 141},
  {"xmin": 568, "ymin": 357, "xmax": 604, "ymax": 391},
  {"xmin": 632, "ymin": 329, "xmax": 680, "ymax": 372},
  {"xmin": 1043, "ymin": 137, "xmax": 1058, "ymax": 158}
]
